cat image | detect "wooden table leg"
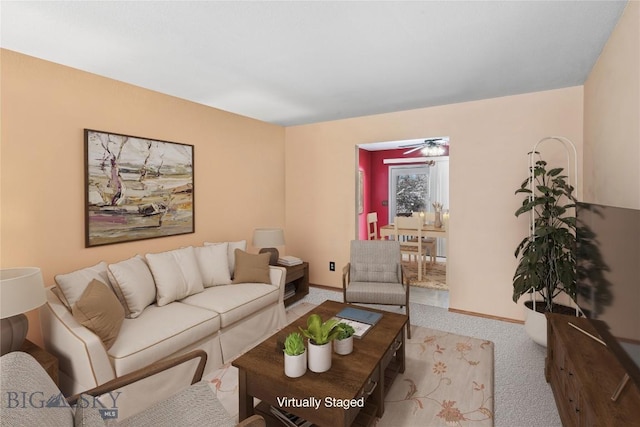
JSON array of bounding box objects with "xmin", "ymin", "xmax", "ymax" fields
[
  {"xmin": 399, "ymin": 328, "xmax": 406, "ymax": 374},
  {"xmin": 238, "ymin": 369, "xmax": 254, "ymax": 420}
]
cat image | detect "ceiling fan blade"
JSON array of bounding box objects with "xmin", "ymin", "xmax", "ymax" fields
[{"xmin": 403, "ymin": 146, "xmax": 424, "ymax": 155}]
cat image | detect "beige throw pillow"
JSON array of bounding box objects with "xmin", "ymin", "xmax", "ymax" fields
[
  {"xmin": 204, "ymin": 240, "xmax": 247, "ymax": 278},
  {"xmin": 107, "ymin": 255, "xmax": 156, "ymax": 318},
  {"xmin": 194, "ymin": 243, "xmax": 232, "ymax": 286},
  {"xmin": 55, "ymin": 261, "xmax": 112, "ymax": 309},
  {"xmin": 72, "ymin": 279, "xmax": 125, "ymax": 349},
  {"xmin": 146, "ymin": 246, "xmax": 204, "ymax": 306},
  {"xmin": 232, "ymin": 250, "xmax": 271, "ymax": 284}
]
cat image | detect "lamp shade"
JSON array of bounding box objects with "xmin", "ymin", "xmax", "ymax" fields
[
  {"xmin": 0, "ymin": 267, "xmax": 46, "ymax": 319},
  {"xmin": 252, "ymin": 228, "xmax": 285, "ymax": 248}
]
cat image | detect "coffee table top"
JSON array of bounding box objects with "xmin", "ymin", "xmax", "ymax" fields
[{"xmin": 232, "ymin": 300, "xmax": 407, "ymax": 401}]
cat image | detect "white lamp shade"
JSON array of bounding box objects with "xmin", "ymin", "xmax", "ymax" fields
[
  {"xmin": 252, "ymin": 228, "xmax": 285, "ymax": 248},
  {"xmin": 0, "ymin": 267, "xmax": 46, "ymax": 319}
]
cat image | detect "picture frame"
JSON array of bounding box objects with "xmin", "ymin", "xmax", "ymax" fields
[{"xmin": 84, "ymin": 129, "xmax": 194, "ymax": 247}]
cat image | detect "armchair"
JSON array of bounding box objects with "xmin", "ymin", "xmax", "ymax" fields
[
  {"xmin": 1, "ymin": 350, "xmax": 264, "ymax": 427},
  {"xmin": 342, "ymin": 240, "xmax": 411, "ymax": 338}
]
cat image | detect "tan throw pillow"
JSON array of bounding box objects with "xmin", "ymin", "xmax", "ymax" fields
[
  {"xmin": 232, "ymin": 250, "xmax": 270, "ymax": 284},
  {"xmin": 72, "ymin": 279, "xmax": 125, "ymax": 349}
]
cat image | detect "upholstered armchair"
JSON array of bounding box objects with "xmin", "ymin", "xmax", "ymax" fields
[
  {"xmin": 1, "ymin": 350, "xmax": 264, "ymax": 427},
  {"xmin": 342, "ymin": 240, "xmax": 411, "ymax": 339}
]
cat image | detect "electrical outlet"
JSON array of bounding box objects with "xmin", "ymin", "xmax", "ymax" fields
[{"xmin": 329, "ymin": 261, "xmax": 335, "ymax": 271}]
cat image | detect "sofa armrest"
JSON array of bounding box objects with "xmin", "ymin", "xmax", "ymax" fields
[
  {"xmin": 40, "ymin": 287, "xmax": 116, "ymax": 395},
  {"xmin": 268, "ymin": 266, "xmax": 286, "ymax": 304},
  {"xmin": 66, "ymin": 350, "xmax": 207, "ymax": 405}
]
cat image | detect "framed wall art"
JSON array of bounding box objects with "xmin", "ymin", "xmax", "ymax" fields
[{"xmin": 85, "ymin": 129, "xmax": 194, "ymax": 247}]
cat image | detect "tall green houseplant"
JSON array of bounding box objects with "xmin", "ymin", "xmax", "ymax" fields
[{"xmin": 513, "ymin": 159, "xmax": 578, "ymax": 313}]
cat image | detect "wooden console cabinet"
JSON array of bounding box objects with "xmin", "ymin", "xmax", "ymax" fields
[{"xmin": 546, "ymin": 314, "xmax": 640, "ymax": 426}]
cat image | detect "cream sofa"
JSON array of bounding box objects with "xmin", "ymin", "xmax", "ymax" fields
[{"xmin": 40, "ymin": 241, "xmax": 287, "ymax": 397}]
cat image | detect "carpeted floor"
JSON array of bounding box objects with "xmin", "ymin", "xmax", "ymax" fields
[
  {"xmin": 205, "ymin": 302, "xmax": 494, "ymax": 426},
  {"xmin": 403, "ymin": 261, "xmax": 447, "ymax": 291}
]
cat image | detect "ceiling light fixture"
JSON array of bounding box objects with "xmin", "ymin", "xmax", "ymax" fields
[{"xmin": 420, "ymin": 143, "xmax": 446, "ymax": 157}]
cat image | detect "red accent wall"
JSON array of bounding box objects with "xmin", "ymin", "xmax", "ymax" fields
[
  {"xmin": 358, "ymin": 149, "xmax": 372, "ymax": 239},
  {"xmin": 358, "ymin": 148, "xmax": 430, "ymax": 239}
]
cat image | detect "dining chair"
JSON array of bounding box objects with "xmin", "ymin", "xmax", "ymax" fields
[
  {"xmin": 411, "ymin": 212, "xmax": 437, "ymax": 264},
  {"xmin": 342, "ymin": 240, "xmax": 411, "ymax": 339},
  {"xmin": 393, "ymin": 216, "xmax": 428, "ymax": 281},
  {"xmin": 366, "ymin": 212, "xmax": 378, "ymax": 240}
]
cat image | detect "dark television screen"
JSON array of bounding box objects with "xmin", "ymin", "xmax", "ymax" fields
[{"xmin": 576, "ymin": 202, "xmax": 640, "ymax": 387}]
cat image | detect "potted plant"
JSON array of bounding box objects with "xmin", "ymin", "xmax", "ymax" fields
[
  {"xmin": 299, "ymin": 314, "xmax": 340, "ymax": 372},
  {"xmin": 513, "ymin": 159, "xmax": 578, "ymax": 346},
  {"xmin": 334, "ymin": 323, "xmax": 356, "ymax": 355},
  {"xmin": 283, "ymin": 332, "xmax": 306, "ymax": 378}
]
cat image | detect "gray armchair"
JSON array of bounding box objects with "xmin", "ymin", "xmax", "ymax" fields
[
  {"xmin": 342, "ymin": 240, "xmax": 411, "ymax": 339},
  {"xmin": 1, "ymin": 350, "xmax": 264, "ymax": 427}
]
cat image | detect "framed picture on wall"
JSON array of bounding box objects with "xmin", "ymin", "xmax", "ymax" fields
[{"xmin": 84, "ymin": 129, "xmax": 194, "ymax": 247}]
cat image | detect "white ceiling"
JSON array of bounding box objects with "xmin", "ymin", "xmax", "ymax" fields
[{"xmin": 0, "ymin": 1, "xmax": 627, "ymax": 126}]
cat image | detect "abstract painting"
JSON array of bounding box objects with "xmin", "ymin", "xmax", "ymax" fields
[{"xmin": 85, "ymin": 129, "xmax": 194, "ymax": 247}]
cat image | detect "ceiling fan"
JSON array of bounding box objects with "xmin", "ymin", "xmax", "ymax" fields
[{"xmin": 400, "ymin": 138, "xmax": 449, "ymax": 155}]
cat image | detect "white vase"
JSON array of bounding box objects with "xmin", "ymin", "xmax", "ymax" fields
[
  {"xmin": 307, "ymin": 341, "xmax": 332, "ymax": 372},
  {"xmin": 524, "ymin": 300, "xmax": 547, "ymax": 347},
  {"xmin": 334, "ymin": 336, "xmax": 353, "ymax": 355},
  {"xmin": 284, "ymin": 350, "xmax": 307, "ymax": 378}
]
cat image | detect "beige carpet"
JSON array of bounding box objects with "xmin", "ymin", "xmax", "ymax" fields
[
  {"xmin": 206, "ymin": 303, "xmax": 494, "ymax": 426},
  {"xmin": 403, "ymin": 261, "xmax": 448, "ymax": 291}
]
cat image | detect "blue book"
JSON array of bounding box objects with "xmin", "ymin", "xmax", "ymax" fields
[{"xmin": 336, "ymin": 307, "xmax": 383, "ymax": 326}]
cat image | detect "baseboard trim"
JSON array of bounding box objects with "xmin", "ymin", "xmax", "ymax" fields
[
  {"xmin": 311, "ymin": 284, "xmax": 524, "ymax": 324},
  {"xmin": 310, "ymin": 283, "xmax": 341, "ymax": 292},
  {"xmin": 448, "ymin": 308, "xmax": 524, "ymax": 324}
]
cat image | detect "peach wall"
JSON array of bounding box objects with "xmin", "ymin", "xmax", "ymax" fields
[
  {"xmin": 0, "ymin": 50, "xmax": 286, "ymax": 344},
  {"xmin": 285, "ymin": 87, "xmax": 583, "ymax": 321},
  {"xmin": 584, "ymin": 1, "xmax": 640, "ymax": 209}
]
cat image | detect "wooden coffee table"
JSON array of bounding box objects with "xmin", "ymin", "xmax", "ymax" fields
[{"xmin": 233, "ymin": 300, "xmax": 407, "ymax": 427}]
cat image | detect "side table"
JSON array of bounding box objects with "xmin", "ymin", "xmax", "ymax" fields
[
  {"xmin": 20, "ymin": 339, "xmax": 59, "ymax": 386},
  {"xmin": 280, "ymin": 262, "xmax": 309, "ymax": 306}
]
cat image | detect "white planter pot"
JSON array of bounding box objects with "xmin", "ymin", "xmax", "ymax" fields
[
  {"xmin": 284, "ymin": 351, "xmax": 307, "ymax": 378},
  {"xmin": 334, "ymin": 336, "xmax": 353, "ymax": 355},
  {"xmin": 524, "ymin": 301, "xmax": 547, "ymax": 347},
  {"xmin": 307, "ymin": 341, "xmax": 332, "ymax": 373}
]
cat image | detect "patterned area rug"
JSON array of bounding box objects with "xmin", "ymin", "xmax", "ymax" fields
[
  {"xmin": 205, "ymin": 303, "xmax": 494, "ymax": 426},
  {"xmin": 403, "ymin": 261, "xmax": 448, "ymax": 291}
]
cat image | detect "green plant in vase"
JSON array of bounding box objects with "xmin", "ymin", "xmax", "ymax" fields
[
  {"xmin": 299, "ymin": 314, "xmax": 340, "ymax": 372},
  {"xmin": 335, "ymin": 322, "xmax": 356, "ymax": 355},
  {"xmin": 336, "ymin": 323, "xmax": 355, "ymax": 340},
  {"xmin": 299, "ymin": 314, "xmax": 341, "ymax": 345},
  {"xmin": 513, "ymin": 159, "xmax": 578, "ymax": 313},
  {"xmin": 283, "ymin": 332, "xmax": 305, "ymax": 356}
]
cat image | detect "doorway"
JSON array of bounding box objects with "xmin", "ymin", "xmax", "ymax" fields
[{"xmin": 389, "ymin": 160, "xmax": 449, "ymax": 257}]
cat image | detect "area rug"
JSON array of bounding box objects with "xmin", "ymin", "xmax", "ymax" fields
[
  {"xmin": 205, "ymin": 303, "xmax": 494, "ymax": 426},
  {"xmin": 403, "ymin": 261, "xmax": 448, "ymax": 291}
]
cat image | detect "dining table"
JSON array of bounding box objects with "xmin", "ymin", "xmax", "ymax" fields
[
  {"xmin": 379, "ymin": 223, "xmax": 447, "ymax": 240},
  {"xmin": 379, "ymin": 222, "xmax": 447, "ymax": 281}
]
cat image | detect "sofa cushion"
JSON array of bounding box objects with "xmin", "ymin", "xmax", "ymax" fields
[
  {"xmin": 231, "ymin": 250, "xmax": 270, "ymax": 284},
  {"xmin": 108, "ymin": 303, "xmax": 220, "ymax": 375},
  {"xmin": 55, "ymin": 261, "xmax": 113, "ymax": 309},
  {"xmin": 180, "ymin": 283, "xmax": 278, "ymax": 328},
  {"xmin": 72, "ymin": 279, "xmax": 125, "ymax": 349},
  {"xmin": 146, "ymin": 246, "xmax": 204, "ymax": 306},
  {"xmin": 108, "ymin": 255, "xmax": 156, "ymax": 318},
  {"xmin": 194, "ymin": 243, "xmax": 231, "ymax": 287},
  {"xmin": 204, "ymin": 240, "xmax": 246, "ymax": 278}
]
